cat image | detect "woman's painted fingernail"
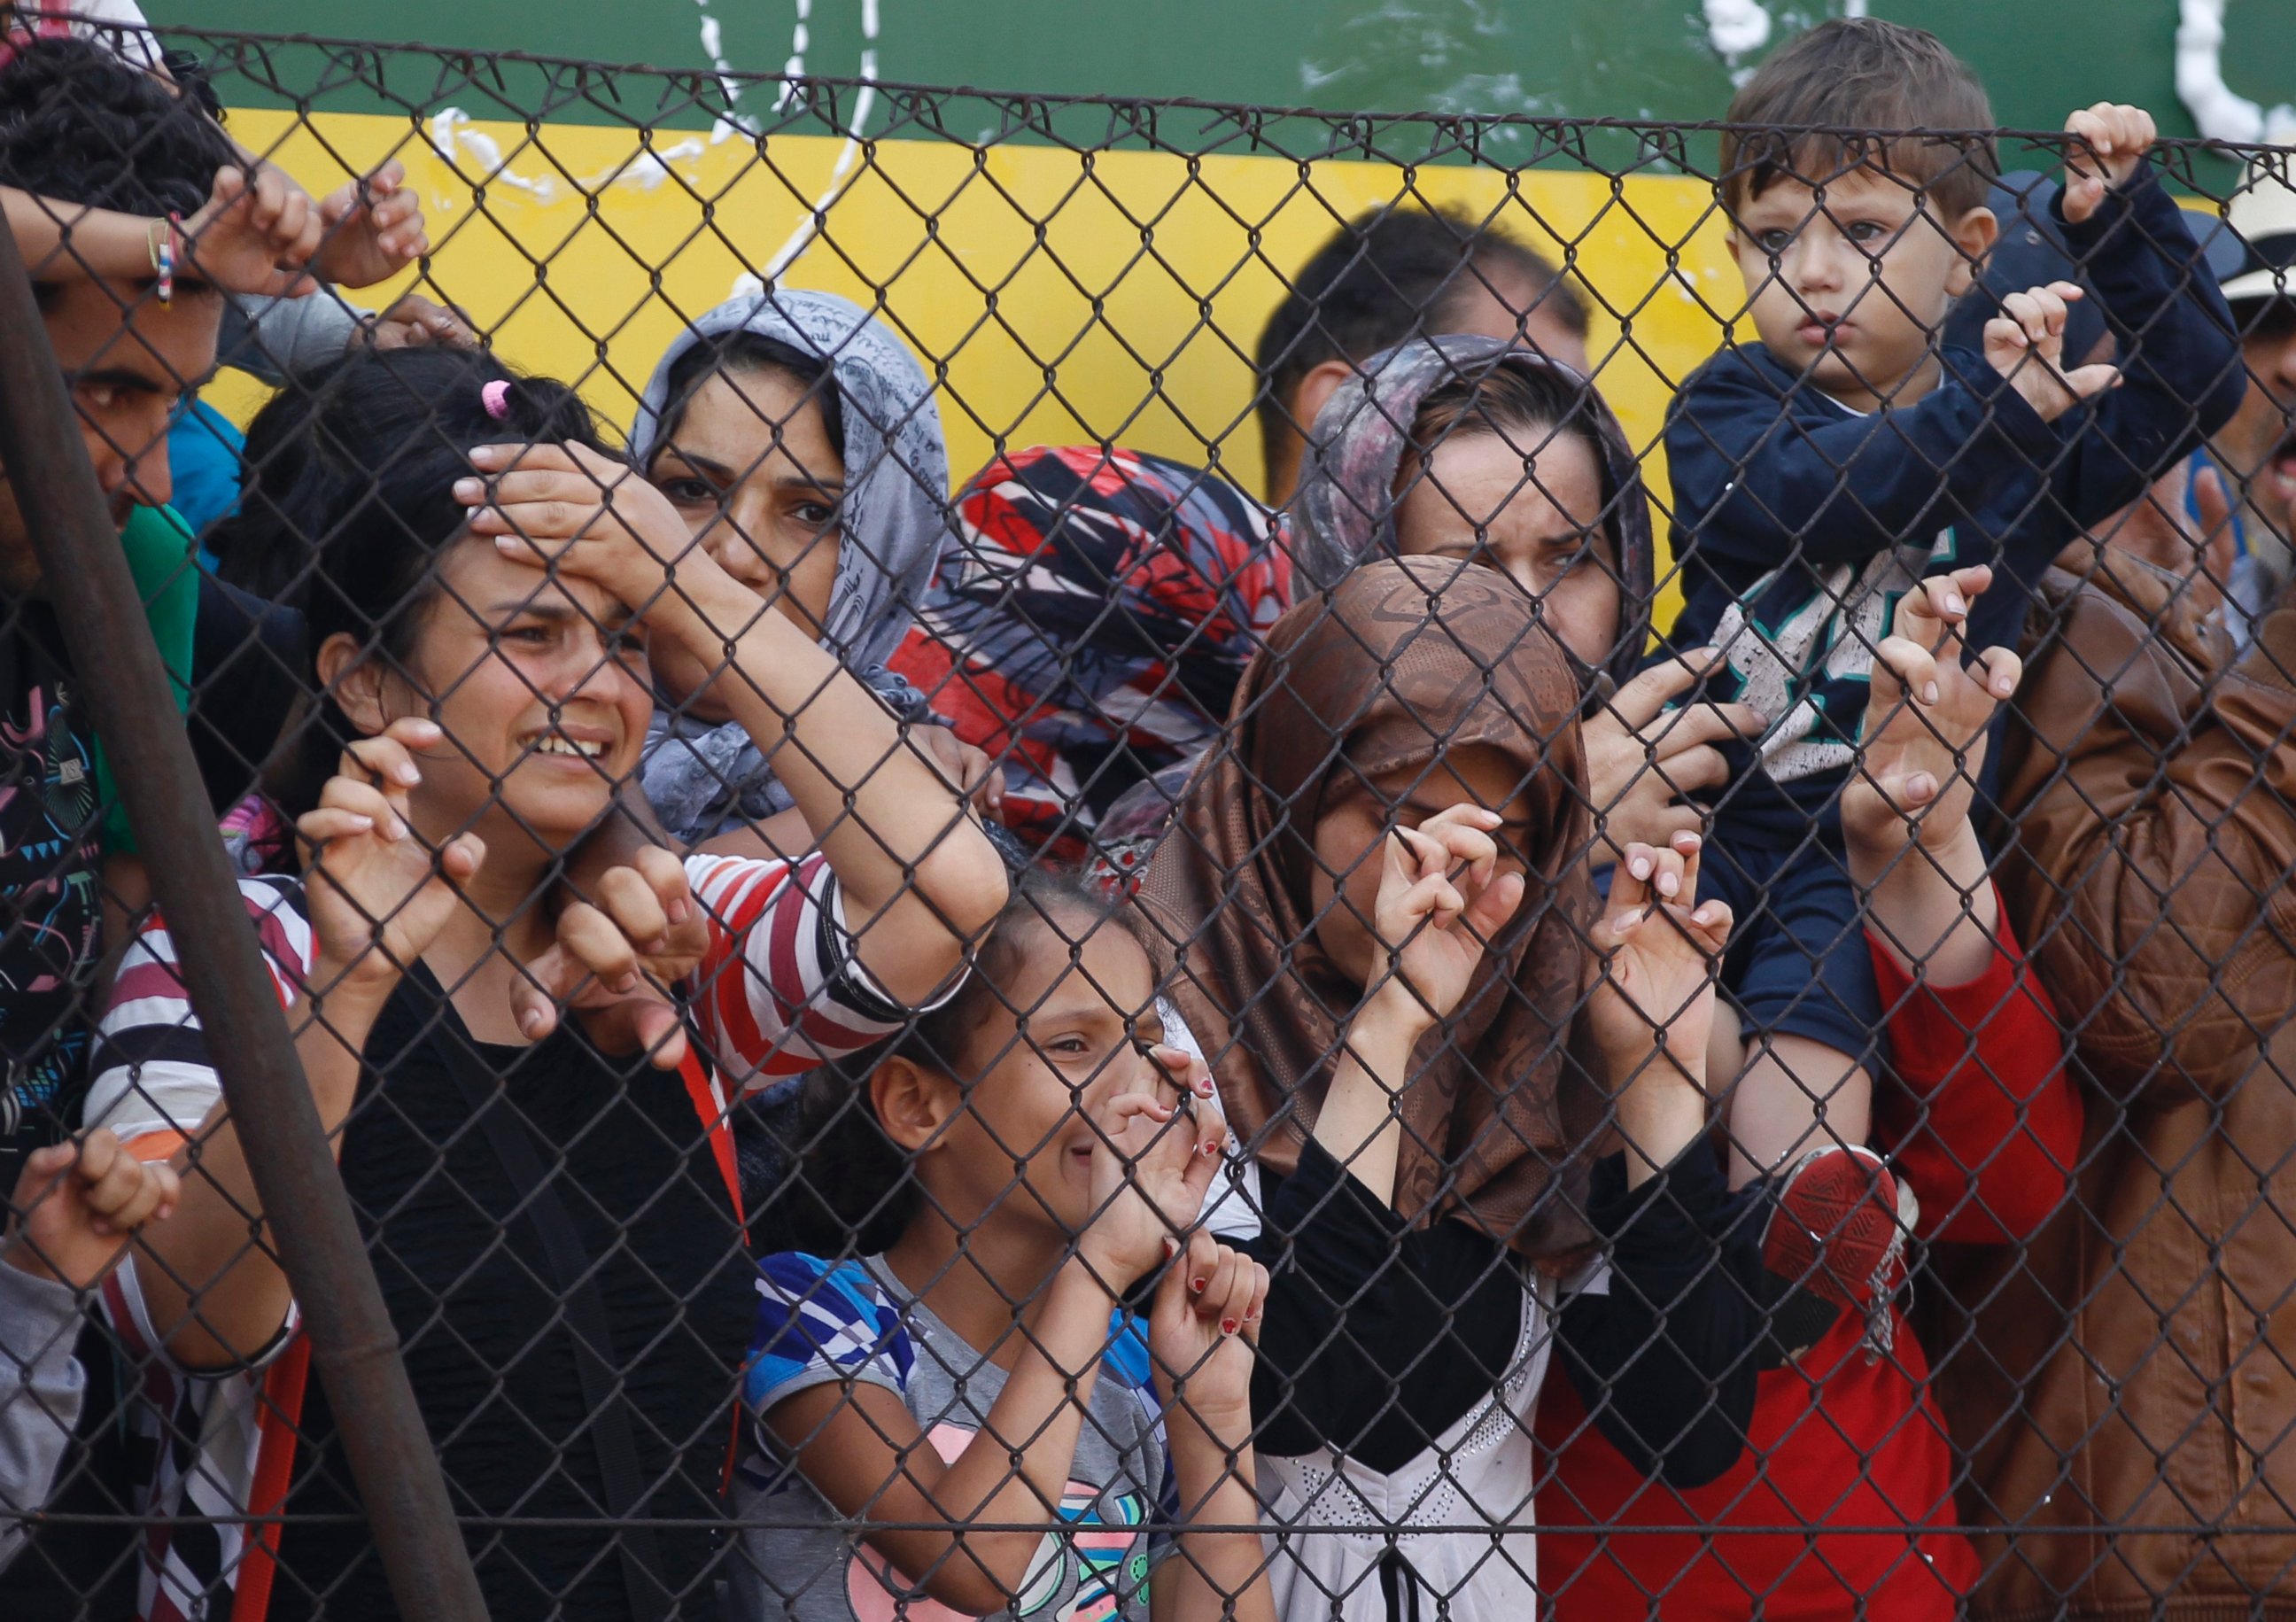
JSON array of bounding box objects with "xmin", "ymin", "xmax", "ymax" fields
[
  {"xmin": 1201, "ymin": 1140, "xmax": 1222, "ymax": 1157},
  {"xmin": 1161, "ymin": 1237, "xmax": 1178, "ymax": 1260},
  {"xmin": 1220, "ymin": 1318, "xmax": 1240, "ymax": 1336},
  {"xmin": 1191, "ymin": 1277, "xmax": 1207, "ymax": 1292}
]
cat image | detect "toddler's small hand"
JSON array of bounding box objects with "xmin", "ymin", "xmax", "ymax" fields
[
  {"xmin": 1983, "ymin": 281, "xmax": 2121, "ymax": 423},
  {"xmin": 2061, "ymin": 103, "xmax": 2157, "ymax": 225}
]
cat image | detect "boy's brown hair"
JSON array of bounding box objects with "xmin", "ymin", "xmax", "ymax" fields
[{"xmin": 1720, "ymin": 19, "xmax": 1998, "ymax": 221}]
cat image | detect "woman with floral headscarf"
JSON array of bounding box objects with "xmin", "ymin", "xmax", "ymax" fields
[
  {"xmin": 891, "ymin": 444, "xmax": 1290, "ymax": 872},
  {"xmin": 632, "ymin": 289, "xmax": 994, "ymax": 850}
]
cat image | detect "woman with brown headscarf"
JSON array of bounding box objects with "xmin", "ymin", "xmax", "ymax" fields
[{"xmin": 1139, "ymin": 552, "xmax": 1764, "ymax": 1622}]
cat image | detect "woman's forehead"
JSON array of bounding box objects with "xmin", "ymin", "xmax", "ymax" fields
[
  {"xmin": 434, "ymin": 536, "xmax": 632, "ymax": 625},
  {"xmin": 679, "ymin": 367, "xmax": 843, "ymax": 466},
  {"xmin": 1000, "ymin": 921, "xmax": 1158, "ymax": 1023},
  {"xmin": 1345, "ymin": 743, "xmax": 1536, "ymax": 807}
]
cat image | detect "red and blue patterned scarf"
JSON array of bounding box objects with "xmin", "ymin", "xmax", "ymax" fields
[{"xmin": 891, "ymin": 445, "xmax": 1291, "ymax": 865}]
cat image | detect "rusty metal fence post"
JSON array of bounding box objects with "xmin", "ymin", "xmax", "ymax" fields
[{"xmin": 0, "ymin": 221, "xmax": 490, "ymax": 1619}]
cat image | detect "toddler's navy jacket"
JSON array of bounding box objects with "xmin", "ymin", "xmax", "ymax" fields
[{"xmin": 1662, "ymin": 166, "xmax": 2246, "ymax": 841}]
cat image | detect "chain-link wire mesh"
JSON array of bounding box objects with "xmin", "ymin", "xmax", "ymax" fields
[{"xmin": 2, "ymin": 18, "xmax": 2294, "ymax": 1622}]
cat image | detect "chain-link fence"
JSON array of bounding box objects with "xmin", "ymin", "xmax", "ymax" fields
[{"xmin": 2, "ymin": 17, "xmax": 2294, "ymax": 1622}]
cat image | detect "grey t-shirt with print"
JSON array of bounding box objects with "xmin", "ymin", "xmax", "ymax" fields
[{"xmin": 726, "ymin": 1251, "xmax": 1171, "ymax": 1622}]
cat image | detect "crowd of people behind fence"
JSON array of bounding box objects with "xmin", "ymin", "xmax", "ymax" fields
[{"xmin": 2, "ymin": 5, "xmax": 2295, "ymax": 1619}]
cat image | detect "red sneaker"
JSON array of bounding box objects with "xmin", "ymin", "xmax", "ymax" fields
[{"xmin": 1762, "ymin": 1145, "xmax": 1909, "ymax": 1315}]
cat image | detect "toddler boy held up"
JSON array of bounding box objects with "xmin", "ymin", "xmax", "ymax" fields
[{"xmin": 1659, "ymin": 19, "xmax": 2243, "ymax": 1294}]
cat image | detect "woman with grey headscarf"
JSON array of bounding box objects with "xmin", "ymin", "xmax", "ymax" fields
[{"xmin": 631, "ymin": 288, "xmax": 988, "ymax": 847}]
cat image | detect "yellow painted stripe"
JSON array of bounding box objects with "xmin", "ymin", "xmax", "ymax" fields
[{"xmin": 217, "ymin": 106, "xmax": 1752, "ymax": 622}]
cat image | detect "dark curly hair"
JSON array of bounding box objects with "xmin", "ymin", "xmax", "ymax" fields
[{"xmin": 0, "ymin": 38, "xmax": 238, "ymax": 246}]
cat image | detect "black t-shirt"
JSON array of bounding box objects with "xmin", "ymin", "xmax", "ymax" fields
[
  {"xmin": 1242, "ymin": 1138, "xmax": 1527, "ymax": 1473},
  {"xmin": 264, "ymin": 981, "xmax": 757, "ymax": 1621},
  {"xmin": 0, "ymin": 601, "xmax": 108, "ymax": 1190}
]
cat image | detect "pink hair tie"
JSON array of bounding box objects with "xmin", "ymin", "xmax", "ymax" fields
[{"xmin": 481, "ymin": 379, "xmax": 512, "ymax": 420}]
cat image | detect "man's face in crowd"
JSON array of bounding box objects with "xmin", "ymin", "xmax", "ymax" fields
[
  {"xmin": 1269, "ymin": 260, "xmax": 1592, "ymax": 508},
  {"xmin": 2215, "ymin": 298, "xmax": 2296, "ymax": 539},
  {"xmin": 0, "ymin": 276, "xmax": 221, "ymax": 594},
  {"xmin": 1428, "ymin": 263, "xmax": 1591, "ymax": 376}
]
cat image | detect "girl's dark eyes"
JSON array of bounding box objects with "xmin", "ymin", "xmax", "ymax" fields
[
  {"xmin": 1756, "ymin": 229, "xmax": 1795, "ymax": 254},
  {"xmin": 501, "ymin": 625, "xmax": 554, "ymax": 646},
  {"xmin": 1845, "ymin": 220, "xmax": 1889, "ymax": 244},
  {"xmin": 793, "ymin": 501, "xmax": 838, "ymax": 529},
  {"xmin": 657, "ymin": 477, "xmax": 718, "ymax": 505},
  {"xmin": 1044, "ymin": 1036, "xmax": 1093, "ymax": 1059}
]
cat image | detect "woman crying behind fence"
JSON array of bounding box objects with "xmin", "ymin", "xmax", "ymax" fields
[
  {"xmin": 1139, "ymin": 557, "xmax": 1766, "ymax": 1622},
  {"xmin": 81, "ymin": 345, "xmax": 1009, "ymax": 1620}
]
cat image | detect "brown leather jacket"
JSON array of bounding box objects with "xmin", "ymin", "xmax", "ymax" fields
[{"xmin": 1936, "ymin": 557, "xmax": 2296, "ymax": 1620}]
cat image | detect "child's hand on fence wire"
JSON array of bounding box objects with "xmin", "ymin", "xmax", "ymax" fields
[
  {"xmin": 356, "ymin": 293, "xmax": 477, "ymax": 353},
  {"xmin": 2061, "ymin": 102, "xmax": 2157, "ymax": 223},
  {"xmin": 1075, "ymin": 1047, "xmax": 1224, "ymax": 1296},
  {"xmin": 179, "ymin": 163, "xmax": 322, "ymax": 298},
  {"xmin": 509, "ymin": 845, "xmax": 706, "ymax": 1068},
  {"xmin": 1152, "ymin": 1229, "xmax": 1267, "ymax": 1443},
  {"xmin": 296, "ymin": 717, "xmax": 485, "ymax": 999},
  {"xmin": 1580, "ymin": 648, "xmax": 1765, "ymax": 865},
  {"xmin": 1984, "ymin": 281, "xmax": 2121, "ymax": 423},
  {"xmin": 1842, "ymin": 563, "xmax": 2021, "ymax": 862},
  {"xmin": 1583, "ymin": 832, "xmax": 1730, "ymax": 1087},
  {"xmin": 4, "ymin": 1129, "xmax": 180, "ymax": 1292},
  {"xmin": 460, "ymin": 441, "xmax": 740, "ymax": 633},
  {"xmin": 1360, "ymin": 806, "xmax": 1525, "ymax": 1034},
  {"xmin": 311, "ymin": 160, "xmax": 428, "ymax": 289}
]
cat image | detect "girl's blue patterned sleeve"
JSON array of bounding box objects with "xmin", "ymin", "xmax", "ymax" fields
[{"xmin": 743, "ymin": 1252, "xmax": 914, "ymax": 1414}]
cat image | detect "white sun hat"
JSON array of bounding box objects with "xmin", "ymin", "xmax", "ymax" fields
[{"xmin": 2208, "ymin": 155, "xmax": 2296, "ymax": 308}]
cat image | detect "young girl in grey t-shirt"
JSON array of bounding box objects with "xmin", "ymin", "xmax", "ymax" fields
[{"xmin": 729, "ymin": 869, "xmax": 1275, "ymax": 1622}]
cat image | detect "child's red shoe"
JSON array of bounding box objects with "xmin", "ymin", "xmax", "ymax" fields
[{"xmin": 1762, "ymin": 1145, "xmax": 1912, "ymax": 1333}]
